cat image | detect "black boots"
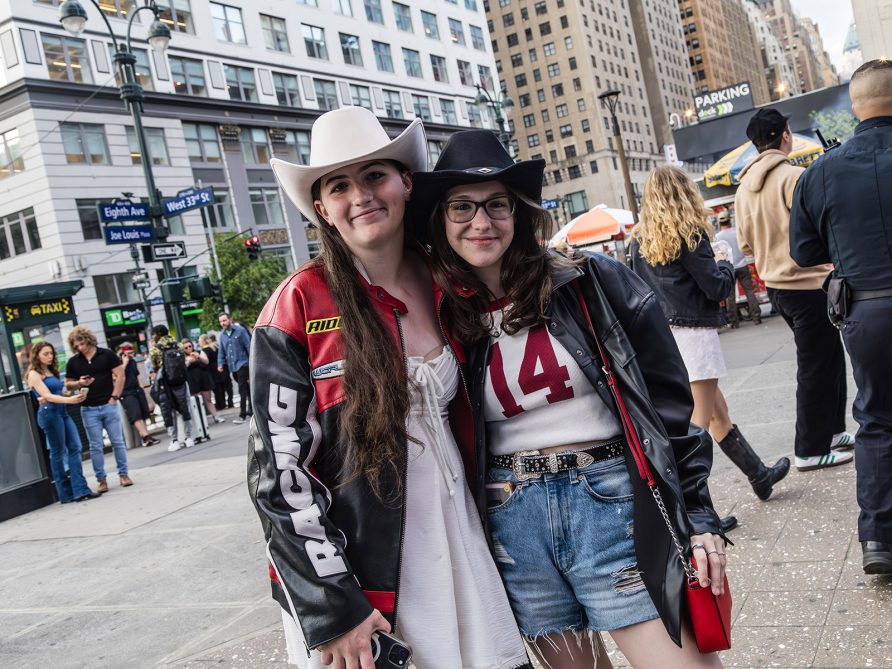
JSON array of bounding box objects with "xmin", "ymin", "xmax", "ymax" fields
[
  {"xmin": 862, "ymin": 542, "xmax": 892, "ymax": 575},
  {"xmin": 718, "ymin": 425, "xmax": 790, "ymax": 501}
]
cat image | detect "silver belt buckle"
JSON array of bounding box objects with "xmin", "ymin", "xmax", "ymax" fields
[{"xmin": 513, "ymin": 449, "xmax": 542, "ymax": 481}]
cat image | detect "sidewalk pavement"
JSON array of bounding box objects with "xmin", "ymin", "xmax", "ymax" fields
[{"xmin": 1, "ymin": 317, "xmax": 890, "ymax": 668}]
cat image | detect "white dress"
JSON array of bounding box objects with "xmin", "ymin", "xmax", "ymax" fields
[{"xmin": 282, "ymin": 346, "xmax": 528, "ymax": 669}]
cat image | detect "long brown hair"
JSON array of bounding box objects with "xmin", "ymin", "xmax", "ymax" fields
[
  {"xmin": 310, "ymin": 162, "xmax": 410, "ymax": 502},
  {"xmin": 428, "ymin": 186, "xmax": 573, "ymax": 343},
  {"xmin": 29, "ymin": 341, "xmax": 60, "ymax": 378}
]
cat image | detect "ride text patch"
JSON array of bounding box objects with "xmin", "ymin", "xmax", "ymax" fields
[{"xmin": 306, "ymin": 317, "xmax": 341, "ymax": 335}]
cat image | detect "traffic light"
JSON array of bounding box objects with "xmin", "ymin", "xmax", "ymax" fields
[
  {"xmin": 244, "ymin": 235, "xmax": 261, "ymax": 260},
  {"xmin": 186, "ymin": 276, "xmax": 213, "ymax": 299}
]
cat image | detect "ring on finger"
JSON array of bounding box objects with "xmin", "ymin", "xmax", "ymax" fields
[
  {"xmin": 707, "ymin": 550, "xmax": 719, "ymax": 556},
  {"xmin": 692, "ymin": 543, "xmax": 706, "ymax": 551}
]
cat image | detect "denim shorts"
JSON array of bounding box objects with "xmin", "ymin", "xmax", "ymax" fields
[{"xmin": 486, "ymin": 454, "xmax": 659, "ymax": 636}]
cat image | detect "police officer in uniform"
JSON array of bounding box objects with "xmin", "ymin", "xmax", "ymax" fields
[{"xmin": 790, "ymin": 59, "xmax": 892, "ymax": 575}]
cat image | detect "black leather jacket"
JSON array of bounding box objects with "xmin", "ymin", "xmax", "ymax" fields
[
  {"xmin": 462, "ymin": 253, "xmax": 724, "ymax": 646},
  {"xmin": 630, "ymin": 236, "xmax": 734, "ymax": 328}
]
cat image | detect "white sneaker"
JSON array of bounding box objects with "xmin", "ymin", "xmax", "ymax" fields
[
  {"xmin": 830, "ymin": 432, "xmax": 856, "ymax": 450},
  {"xmin": 184, "ymin": 437, "xmax": 195, "ymax": 449},
  {"xmin": 167, "ymin": 442, "xmax": 183, "ymax": 452},
  {"xmin": 214, "ymin": 416, "xmax": 226, "ymax": 423},
  {"xmin": 795, "ymin": 449, "xmax": 854, "ymax": 471},
  {"xmin": 233, "ymin": 417, "xmax": 246, "ymax": 425}
]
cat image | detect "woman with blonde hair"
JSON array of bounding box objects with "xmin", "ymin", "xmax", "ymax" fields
[{"xmin": 631, "ymin": 166, "xmax": 789, "ymax": 507}]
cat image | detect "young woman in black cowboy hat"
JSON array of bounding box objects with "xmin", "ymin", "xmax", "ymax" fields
[
  {"xmin": 249, "ymin": 108, "xmax": 529, "ymax": 669},
  {"xmin": 414, "ymin": 131, "xmax": 728, "ymax": 669}
]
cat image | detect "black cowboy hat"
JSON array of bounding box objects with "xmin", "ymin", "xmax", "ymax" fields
[{"xmin": 408, "ymin": 130, "xmax": 545, "ymax": 230}]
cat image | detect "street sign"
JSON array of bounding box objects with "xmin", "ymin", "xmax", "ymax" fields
[
  {"xmin": 693, "ymin": 82, "xmax": 754, "ymax": 123},
  {"xmin": 541, "ymin": 198, "xmax": 561, "ymax": 210},
  {"xmin": 97, "ymin": 199, "xmax": 150, "ymax": 223},
  {"xmin": 143, "ymin": 241, "xmax": 187, "ymax": 262},
  {"xmin": 103, "ymin": 223, "xmax": 154, "ymax": 245},
  {"xmin": 162, "ymin": 186, "xmax": 215, "ymax": 217}
]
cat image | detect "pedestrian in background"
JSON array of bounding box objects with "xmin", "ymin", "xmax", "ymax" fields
[
  {"xmin": 734, "ymin": 107, "xmax": 855, "ymax": 472},
  {"xmin": 199, "ymin": 334, "xmax": 230, "ymax": 411},
  {"xmin": 116, "ymin": 342, "xmax": 160, "ymax": 447},
  {"xmin": 714, "ymin": 211, "xmax": 761, "ymax": 328},
  {"xmin": 631, "ymin": 166, "xmax": 789, "ymax": 512},
  {"xmin": 149, "ymin": 325, "xmax": 195, "ymax": 452},
  {"xmin": 64, "ymin": 325, "xmax": 133, "ymax": 492},
  {"xmin": 217, "ymin": 313, "xmax": 251, "ymax": 424},
  {"xmin": 182, "ymin": 338, "xmax": 224, "ymax": 423},
  {"xmin": 27, "ymin": 342, "xmax": 100, "ymax": 503},
  {"xmin": 790, "ymin": 59, "xmax": 892, "ymax": 574}
]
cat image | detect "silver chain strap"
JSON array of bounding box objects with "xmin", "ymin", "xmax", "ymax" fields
[{"xmin": 650, "ymin": 485, "xmax": 698, "ymax": 580}]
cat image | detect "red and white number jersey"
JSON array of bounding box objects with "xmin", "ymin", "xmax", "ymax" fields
[{"xmin": 483, "ymin": 305, "xmax": 621, "ymax": 456}]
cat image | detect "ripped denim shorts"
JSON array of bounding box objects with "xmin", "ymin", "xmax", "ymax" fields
[{"xmin": 486, "ymin": 454, "xmax": 659, "ymax": 637}]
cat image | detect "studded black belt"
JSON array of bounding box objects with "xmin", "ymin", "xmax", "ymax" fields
[{"xmin": 489, "ymin": 437, "xmax": 625, "ymax": 481}]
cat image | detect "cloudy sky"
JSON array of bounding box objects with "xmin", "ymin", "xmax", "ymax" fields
[{"xmin": 789, "ymin": 0, "xmax": 854, "ymax": 69}]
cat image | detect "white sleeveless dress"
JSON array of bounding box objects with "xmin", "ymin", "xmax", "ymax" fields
[{"xmin": 282, "ymin": 347, "xmax": 528, "ymax": 669}]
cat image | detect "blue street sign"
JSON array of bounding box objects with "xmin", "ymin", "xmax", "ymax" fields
[
  {"xmin": 162, "ymin": 186, "xmax": 215, "ymax": 217},
  {"xmin": 97, "ymin": 199, "xmax": 150, "ymax": 223},
  {"xmin": 541, "ymin": 198, "xmax": 561, "ymax": 210},
  {"xmin": 150, "ymin": 296, "xmax": 164, "ymax": 306},
  {"xmin": 103, "ymin": 223, "xmax": 155, "ymax": 245}
]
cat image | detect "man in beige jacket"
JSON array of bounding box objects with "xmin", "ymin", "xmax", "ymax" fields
[{"xmin": 734, "ymin": 108, "xmax": 854, "ymax": 472}]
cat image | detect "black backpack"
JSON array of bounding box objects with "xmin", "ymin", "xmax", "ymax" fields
[{"xmin": 161, "ymin": 343, "xmax": 188, "ymax": 387}]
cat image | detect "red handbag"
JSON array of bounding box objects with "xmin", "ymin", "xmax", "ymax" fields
[{"xmin": 574, "ymin": 282, "xmax": 732, "ymax": 653}]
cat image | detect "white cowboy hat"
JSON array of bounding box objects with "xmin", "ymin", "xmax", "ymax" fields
[{"xmin": 271, "ymin": 107, "xmax": 427, "ymax": 222}]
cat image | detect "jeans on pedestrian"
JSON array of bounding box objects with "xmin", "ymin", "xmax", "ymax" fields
[
  {"xmin": 841, "ymin": 297, "xmax": 892, "ymax": 544},
  {"xmin": 727, "ymin": 266, "xmax": 761, "ymax": 325},
  {"xmin": 37, "ymin": 406, "xmax": 92, "ymax": 502},
  {"xmin": 234, "ymin": 365, "xmax": 251, "ymax": 419},
  {"xmin": 80, "ymin": 403, "xmax": 129, "ymax": 482},
  {"xmin": 767, "ymin": 287, "xmax": 848, "ymax": 457}
]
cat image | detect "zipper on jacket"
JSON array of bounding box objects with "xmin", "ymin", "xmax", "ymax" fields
[{"xmin": 391, "ymin": 308, "xmax": 409, "ymax": 632}]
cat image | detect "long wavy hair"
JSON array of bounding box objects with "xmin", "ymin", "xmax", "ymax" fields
[
  {"xmin": 309, "ymin": 161, "xmax": 410, "ymax": 502},
  {"xmin": 29, "ymin": 341, "xmax": 60, "ymax": 378},
  {"xmin": 428, "ymin": 185, "xmax": 574, "ymax": 344},
  {"xmin": 632, "ymin": 165, "xmax": 713, "ymax": 266}
]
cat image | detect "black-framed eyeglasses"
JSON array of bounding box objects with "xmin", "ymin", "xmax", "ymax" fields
[{"xmin": 442, "ymin": 196, "xmax": 516, "ymax": 224}]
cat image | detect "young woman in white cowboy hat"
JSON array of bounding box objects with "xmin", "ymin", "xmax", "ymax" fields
[
  {"xmin": 414, "ymin": 131, "xmax": 728, "ymax": 669},
  {"xmin": 248, "ymin": 107, "xmax": 530, "ymax": 669}
]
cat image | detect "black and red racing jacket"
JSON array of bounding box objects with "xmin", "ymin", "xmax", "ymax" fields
[{"xmin": 246, "ymin": 261, "xmax": 475, "ymax": 653}]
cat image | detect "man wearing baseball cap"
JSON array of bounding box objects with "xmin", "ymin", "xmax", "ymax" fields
[{"xmin": 734, "ymin": 107, "xmax": 855, "ymax": 473}]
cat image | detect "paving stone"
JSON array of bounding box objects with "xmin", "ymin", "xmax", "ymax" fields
[
  {"xmin": 756, "ymin": 561, "xmax": 844, "ymax": 591},
  {"xmin": 813, "ymin": 625, "xmax": 892, "ymax": 668},
  {"xmin": 827, "ymin": 589, "xmax": 892, "ymax": 626},
  {"xmin": 720, "ymin": 625, "xmax": 823, "ymax": 667},
  {"xmin": 736, "ymin": 590, "xmax": 833, "ymax": 627}
]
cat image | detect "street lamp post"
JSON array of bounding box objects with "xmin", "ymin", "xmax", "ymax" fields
[
  {"xmin": 474, "ymin": 83, "xmax": 515, "ymax": 155},
  {"xmin": 57, "ymin": 0, "xmax": 187, "ymax": 337},
  {"xmin": 598, "ymin": 89, "xmax": 637, "ymax": 264}
]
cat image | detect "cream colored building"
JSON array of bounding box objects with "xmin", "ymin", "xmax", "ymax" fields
[
  {"xmin": 741, "ymin": 0, "xmax": 800, "ymax": 100},
  {"xmin": 851, "ymin": 0, "xmax": 892, "ymax": 61}
]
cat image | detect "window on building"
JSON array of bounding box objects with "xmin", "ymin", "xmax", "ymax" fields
[
  {"xmin": 551, "ymin": 169, "xmax": 563, "ymax": 183},
  {"xmin": 282, "ymin": 130, "xmax": 311, "ymax": 164},
  {"xmin": 527, "ymin": 134, "xmax": 540, "ymax": 147},
  {"xmin": 60, "ymin": 123, "xmax": 109, "ymax": 164},
  {"xmin": 467, "ymin": 104, "xmax": 482, "ymax": 126},
  {"xmin": 272, "ymin": 72, "xmax": 301, "ymax": 106},
  {"xmin": 75, "ymin": 199, "xmax": 103, "ymax": 240},
  {"xmin": 585, "ymin": 139, "xmax": 594, "ymax": 153},
  {"xmin": 577, "ymin": 97, "xmax": 586, "ymax": 111},
  {"xmin": 522, "ymin": 113, "xmax": 535, "ymax": 127},
  {"xmin": 515, "ymin": 73, "xmax": 527, "ymax": 87},
  {"xmin": 393, "ymin": 3, "xmax": 413, "ymax": 32},
  {"xmin": 411, "ymin": 94, "xmax": 432, "ymax": 121},
  {"xmin": 296, "ymin": 0, "xmax": 318, "ymax": 5},
  {"xmin": 340, "ymin": 33, "xmax": 363, "ymax": 66},
  {"xmin": 547, "ymin": 62, "xmax": 560, "ymax": 77},
  {"xmin": 448, "ymin": 19, "xmax": 466, "ymax": 46},
  {"xmin": 170, "ymin": 56, "xmax": 206, "ymax": 96},
  {"xmin": 560, "ymin": 15, "xmax": 568, "ymax": 28},
  {"xmin": 260, "ymin": 14, "xmax": 289, "ymax": 52},
  {"xmin": 125, "ymin": 127, "xmax": 169, "ymax": 166},
  {"xmin": 427, "ymin": 140, "xmax": 443, "ymax": 165},
  {"xmin": 541, "ymin": 109, "xmax": 550, "ymax": 122},
  {"xmin": 224, "ymin": 65, "xmax": 257, "ymax": 101},
  {"xmin": 372, "ymin": 41, "xmax": 393, "ymax": 72},
  {"xmin": 421, "ymin": 11, "xmax": 439, "ymax": 39},
  {"xmin": 349, "ymin": 84, "xmax": 372, "ymax": 109},
  {"xmin": 108, "ymin": 46, "xmax": 153, "ymax": 91},
  {"xmin": 543, "ymin": 42, "xmax": 556, "ymax": 56},
  {"xmin": 303, "ymin": 24, "xmax": 328, "ymax": 59},
  {"xmin": 0, "ymin": 129, "xmax": 24, "ymax": 179},
  {"xmin": 564, "ymin": 144, "xmax": 576, "ymax": 158},
  {"xmin": 568, "ymin": 56, "xmax": 577, "ymax": 70},
  {"xmin": 383, "ymin": 89, "xmax": 403, "ymax": 117},
  {"xmin": 183, "ymin": 123, "xmax": 221, "ymax": 162},
  {"xmin": 365, "ymin": 0, "xmax": 384, "ymax": 23},
  {"xmin": 1, "ymin": 207, "xmax": 41, "ymax": 258},
  {"xmin": 403, "ymin": 48, "xmax": 423, "ymax": 77},
  {"xmin": 568, "ymin": 164, "xmax": 582, "ymax": 179},
  {"xmin": 539, "ymin": 21, "xmax": 551, "ymax": 36},
  {"xmin": 518, "ymin": 93, "xmax": 530, "ymax": 107},
  {"xmin": 465, "ymin": 0, "xmax": 478, "ymax": 10},
  {"xmin": 156, "ymin": 0, "xmax": 195, "ymax": 34},
  {"xmin": 203, "ymin": 188, "xmax": 235, "ymax": 228},
  {"xmin": 440, "ymin": 98, "xmax": 458, "ymax": 124},
  {"xmin": 506, "ymin": 33, "xmax": 519, "ymax": 47},
  {"xmin": 565, "ymin": 36, "xmax": 573, "ymax": 49},
  {"xmin": 559, "ymin": 124, "xmax": 573, "ymax": 138},
  {"xmin": 503, "ymin": 12, "xmax": 514, "ymax": 27},
  {"xmin": 42, "ymin": 34, "xmax": 92, "ymax": 84},
  {"xmin": 566, "ymin": 190, "xmax": 588, "ymax": 216},
  {"xmin": 589, "ymin": 159, "xmax": 598, "ymax": 173},
  {"xmin": 314, "ymin": 79, "xmax": 339, "ymax": 110},
  {"xmin": 552, "ymin": 83, "xmax": 564, "ymax": 97},
  {"xmin": 457, "ymin": 60, "xmax": 473, "ymax": 86},
  {"xmin": 250, "ymin": 188, "xmax": 285, "ymax": 227},
  {"xmin": 429, "ymin": 54, "xmax": 449, "ymax": 82},
  {"xmin": 510, "ymin": 53, "xmax": 523, "ymax": 67},
  {"xmin": 478, "ymin": 64, "xmax": 493, "ymax": 89},
  {"xmin": 581, "ymin": 119, "xmax": 590, "ymax": 132},
  {"xmin": 210, "ymin": 2, "xmax": 246, "ymax": 43},
  {"xmin": 240, "ymin": 127, "xmax": 271, "ymax": 164},
  {"xmin": 534, "ymin": 1, "xmax": 547, "ymax": 14},
  {"xmin": 555, "ymin": 103, "xmax": 568, "ymax": 117}
]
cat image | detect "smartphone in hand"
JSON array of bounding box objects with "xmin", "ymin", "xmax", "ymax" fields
[{"xmin": 371, "ymin": 632, "xmax": 412, "ymax": 669}]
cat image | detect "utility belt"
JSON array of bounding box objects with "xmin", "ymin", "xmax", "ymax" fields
[
  {"xmin": 489, "ymin": 437, "xmax": 625, "ymax": 482},
  {"xmin": 825, "ymin": 272, "xmax": 892, "ymax": 329}
]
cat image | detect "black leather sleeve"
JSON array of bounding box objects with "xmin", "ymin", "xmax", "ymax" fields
[
  {"xmin": 680, "ymin": 237, "xmax": 735, "ymax": 303},
  {"xmin": 247, "ymin": 325, "xmax": 372, "ymax": 650}
]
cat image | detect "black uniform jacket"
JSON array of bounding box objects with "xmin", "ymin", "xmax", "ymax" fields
[
  {"xmin": 247, "ymin": 261, "xmax": 476, "ymax": 653},
  {"xmin": 462, "ymin": 252, "xmax": 724, "ymax": 646}
]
